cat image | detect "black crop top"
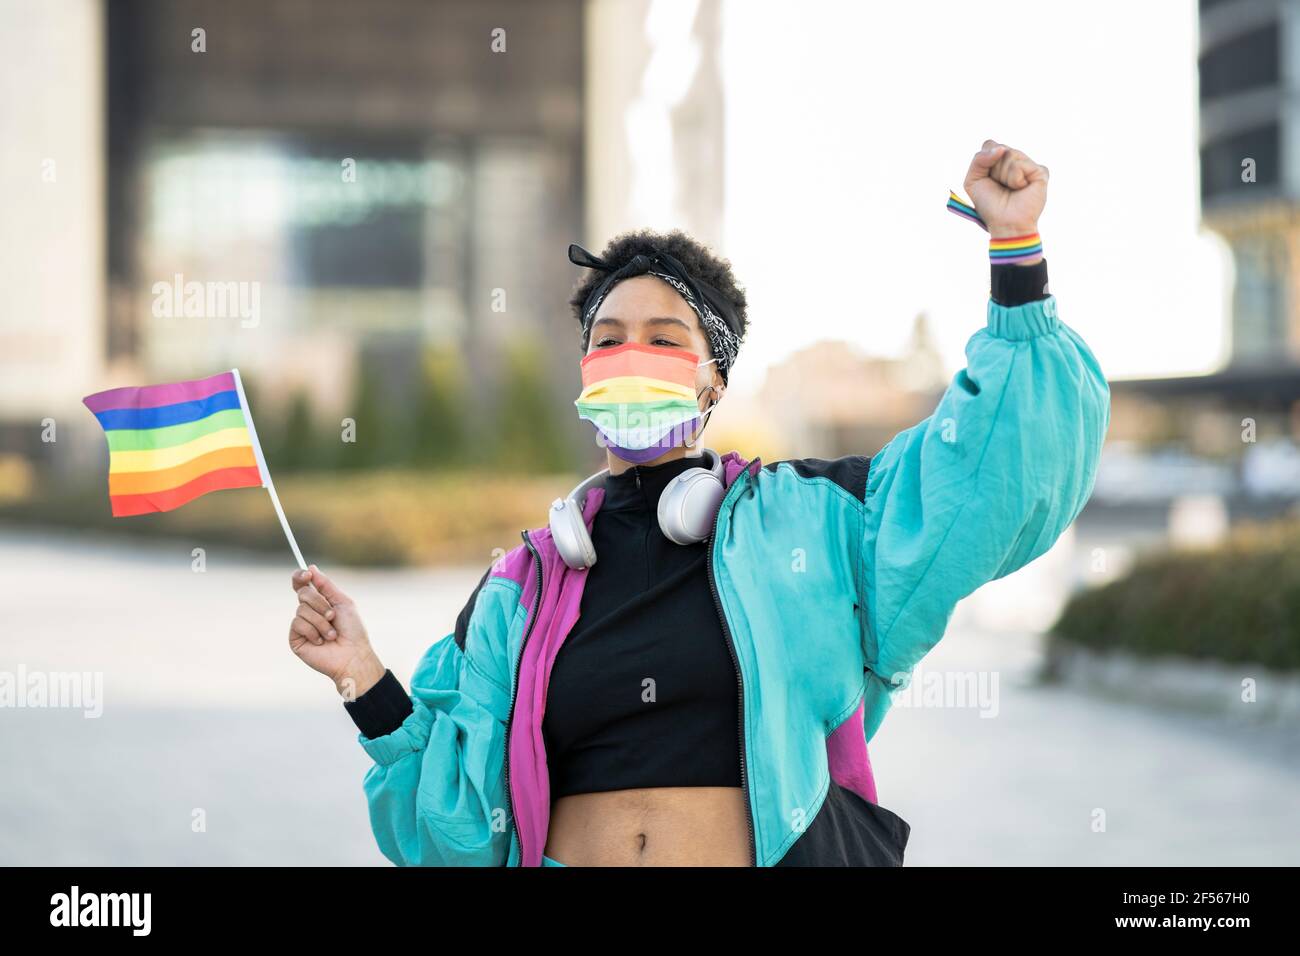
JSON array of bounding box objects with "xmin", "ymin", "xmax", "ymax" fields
[{"xmin": 541, "ymin": 453, "xmax": 743, "ymax": 797}]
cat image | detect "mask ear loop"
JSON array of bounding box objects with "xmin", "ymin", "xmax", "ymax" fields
[{"xmin": 684, "ymin": 379, "xmax": 722, "ymax": 449}]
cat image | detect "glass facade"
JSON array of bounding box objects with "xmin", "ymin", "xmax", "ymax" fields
[
  {"xmin": 1231, "ymin": 233, "xmax": 1288, "ymax": 362},
  {"xmin": 104, "ymin": 0, "xmax": 588, "ymax": 463}
]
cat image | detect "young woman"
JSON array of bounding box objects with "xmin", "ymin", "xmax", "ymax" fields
[{"xmin": 287, "ymin": 140, "xmax": 1110, "ymax": 867}]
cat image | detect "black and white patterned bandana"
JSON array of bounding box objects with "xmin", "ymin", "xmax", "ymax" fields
[{"xmin": 568, "ymin": 242, "xmax": 744, "ymax": 382}]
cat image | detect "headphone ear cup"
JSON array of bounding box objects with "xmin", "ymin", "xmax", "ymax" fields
[
  {"xmin": 549, "ymin": 467, "xmax": 609, "ymax": 570},
  {"xmin": 550, "ymin": 496, "xmax": 597, "ymax": 569},
  {"xmin": 657, "ymin": 449, "xmax": 726, "ymax": 545}
]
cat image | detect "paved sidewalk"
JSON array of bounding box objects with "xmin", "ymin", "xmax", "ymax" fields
[{"xmin": 2, "ymin": 530, "xmax": 1296, "ymax": 865}]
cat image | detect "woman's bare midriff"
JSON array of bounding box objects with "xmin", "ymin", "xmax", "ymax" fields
[{"xmin": 543, "ymin": 787, "xmax": 751, "ymax": 866}]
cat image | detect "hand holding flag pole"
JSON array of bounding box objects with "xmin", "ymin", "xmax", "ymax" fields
[{"xmin": 83, "ymin": 368, "xmax": 307, "ymax": 570}]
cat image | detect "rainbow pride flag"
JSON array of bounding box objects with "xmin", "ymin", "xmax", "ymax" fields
[{"xmin": 83, "ymin": 370, "xmax": 268, "ymax": 517}]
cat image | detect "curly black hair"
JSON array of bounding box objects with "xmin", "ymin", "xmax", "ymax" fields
[{"xmin": 568, "ymin": 228, "xmax": 749, "ymax": 379}]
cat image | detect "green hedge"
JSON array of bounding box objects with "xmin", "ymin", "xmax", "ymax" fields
[
  {"xmin": 1050, "ymin": 519, "xmax": 1300, "ymax": 671},
  {"xmin": 0, "ymin": 469, "xmax": 577, "ymax": 568}
]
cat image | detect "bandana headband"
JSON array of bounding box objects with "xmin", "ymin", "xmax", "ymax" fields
[{"xmin": 568, "ymin": 242, "xmax": 744, "ymax": 383}]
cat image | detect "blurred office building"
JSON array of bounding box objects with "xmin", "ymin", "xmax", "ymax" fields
[
  {"xmin": 0, "ymin": 0, "xmax": 729, "ymax": 477},
  {"xmin": 106, "ymin": 0, "xmax": 587, "ymax": 463},
  {"xmin": 1106, "ymin": 0, "xmax": 1300, "ymax": 504},
  {"xmin": 757, "ymin": 314, "xmax": 949, "ymax": 459}
]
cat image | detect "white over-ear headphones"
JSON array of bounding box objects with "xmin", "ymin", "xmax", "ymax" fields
[{"xmin": 548, "ymin": 447, "xmax": 726, "ymax": 570}]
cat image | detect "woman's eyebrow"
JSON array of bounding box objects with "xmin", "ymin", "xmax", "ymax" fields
[{"xmin": 593, "ymin": 316, "xmax": 692, "ymax": 330}]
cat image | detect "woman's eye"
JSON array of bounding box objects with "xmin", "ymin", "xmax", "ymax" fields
[{"xmin": 594, "ymin": 337, "xmax": 678, "ymax": 348}]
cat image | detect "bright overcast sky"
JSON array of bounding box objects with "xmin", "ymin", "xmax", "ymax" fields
[{"xmin": 720, "ymin": 0, "xmax": 1229, "ymax": 395}]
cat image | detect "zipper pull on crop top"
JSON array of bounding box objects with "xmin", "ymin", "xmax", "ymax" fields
[{"xmin": 541, "ymin": 453, "xmax": 743, "ymax": 799}]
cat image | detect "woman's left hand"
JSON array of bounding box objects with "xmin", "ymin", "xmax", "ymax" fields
[
  {"xmin": 962, "ymin": 140, "xmax": 1049, "ymax": 238},
  {"xmin": 288, "ymin": 564, "xmax": 384, "ymax": 699}
]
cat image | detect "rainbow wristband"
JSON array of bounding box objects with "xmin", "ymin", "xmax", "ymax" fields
[
  {"xmin": 988, "ymin": 232, "xmax": 1043, "ymax": 264},
  {"xmin": 946, "ymin": 189, "xmax": 1043, "ymax": 263}
]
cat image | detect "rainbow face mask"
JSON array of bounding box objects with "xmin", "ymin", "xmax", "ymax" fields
[{"xmin": 574, "ymin": 342, "xmax": 717, "ymax": 464}]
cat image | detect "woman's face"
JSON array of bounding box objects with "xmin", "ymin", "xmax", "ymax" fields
[{"xmin": 586, "ymin": 275, "xmax": 726, "ymax": 409}]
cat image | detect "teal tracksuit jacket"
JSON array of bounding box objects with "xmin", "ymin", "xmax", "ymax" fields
[{"xmin": 351, "ymin": 289, "xmax": 1110, "ymax": 866}]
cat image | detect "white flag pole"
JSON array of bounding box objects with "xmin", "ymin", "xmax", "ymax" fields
[{"xmin": 231, "ymin": 367, "xmax": 307, "ymax": 571}]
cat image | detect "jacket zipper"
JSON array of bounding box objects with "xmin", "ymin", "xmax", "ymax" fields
[
  {"xmin": 503, "ymin": 529, "xmax": 544, "ymax": 866},
  {"xmin": 705, "ymin": 470, "xmax": 758, "ymax": 867}
]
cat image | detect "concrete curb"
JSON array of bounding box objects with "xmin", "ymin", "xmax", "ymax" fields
[{"xmin": 1043, "ymin": 639, "xmax": 1300, "ymax": 724}]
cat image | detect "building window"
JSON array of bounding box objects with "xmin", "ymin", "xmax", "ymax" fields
[{"xmin": 1233, "ymin": 234, "xmax": 1287, "ymax": 363}]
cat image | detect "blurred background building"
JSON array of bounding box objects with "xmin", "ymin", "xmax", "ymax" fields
[
  {"xmin": 104, "ymin": 0, "xmax": 586, "ymax": 460},
  {"xmin": 1098, "ymin": 0, "xmax": 1300, "ymax": 520},
  {"xmin": 9, "ymin": 0, "xmax": 1300, "ymax": 528},
  {"xmin": 757, "ymin": 313, "xmax": 947, "ymax": 459},
  {"xmin": 0, "ymin": 0, "xmax": 739, "ymax": 481}
]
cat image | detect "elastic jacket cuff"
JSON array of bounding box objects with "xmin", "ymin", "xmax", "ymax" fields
[
  {"xmin": 991, "ymin": 257, "xmax": 1049, "ymax": 306},
  {"xmin": 986, "ymin": 293, "xmax": 1061, "ymax": 341},
  {"xmin": 343, "ymin": 668, "xmax": 414, "ymax": 739}
]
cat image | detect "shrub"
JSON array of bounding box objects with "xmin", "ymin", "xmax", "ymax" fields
[{"xmin": 1050, "ymin": 519, "xmax": 1300, "ymax": 671}]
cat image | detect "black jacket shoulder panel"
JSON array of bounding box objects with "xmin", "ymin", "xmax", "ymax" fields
[
  {"xmin": 763, "ymin": 455, "xmax": 872, "ymax": 502},
  {"xmin": 453, "ymin": 563, "xmax": 496, "ymax": 652}
]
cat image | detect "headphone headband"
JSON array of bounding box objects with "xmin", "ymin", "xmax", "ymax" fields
[{"xmin": 550, "ymin": 449, "xmax": 725, "ymax": 569}]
